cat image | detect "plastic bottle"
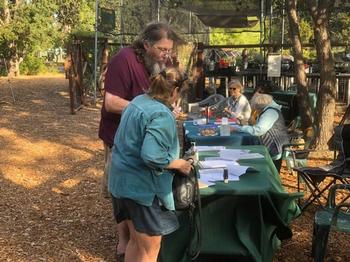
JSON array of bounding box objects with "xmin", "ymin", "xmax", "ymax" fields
[
  {"xmin": 220, "ymin": 117, "xmax": 231, "ymax": 136},
  {"xmin": 209, "ymin": 60, "xmax": 215, "ymax": 71},
  {"xmin": 189, "ymin": 142, "xmax": 198, "ymax": 163}
]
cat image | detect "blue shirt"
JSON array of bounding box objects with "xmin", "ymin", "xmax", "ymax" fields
[
  {"xmin": 237, "ymin": 101, "xmax": 282, "ymax": 160},
  {"xmin": 108, "ymin": 94, "xmax": 180, "ymax": 210}
]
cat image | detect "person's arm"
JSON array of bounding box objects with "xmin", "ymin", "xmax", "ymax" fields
[
  {"xmin": 140, "ymin": 111, "xmax": 191, "ymax": 175},
  {"xmin": 104, "ymin": 91, "xmax": 130, "ymax": 114},
  {"xmin": 235, "ymin": 97, "xmax": 251, "ymax": 121},
  {"xmin": 237, "ymin": 108, "xmax": 279, "ymax": 136},
  {"xmin": 103, "ymin": 49, "xmax": 133, "ymax": 114},
  {"xmin": 234, "ymin": 96, "xmax": 250, "ymax": 118}
]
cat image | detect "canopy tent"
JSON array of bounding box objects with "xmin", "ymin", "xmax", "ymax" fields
[
  {"xmin": 177, "ymin": 0, "xmax": 271, "ymax": 28},
  {"xmin": 195, "ymin": 15, "xmax": 259, "ymax": 28},
  {"xmin": 91, "ymin": 0, "xmax": 275, "ymax": 101}
]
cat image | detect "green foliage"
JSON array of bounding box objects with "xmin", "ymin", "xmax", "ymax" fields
[
  {"xmin": 1, "ymin": 0, "xmax": 350, "ymax": 76},
  {"xmin": 299, "ymin": 19, "xmax": 313, "ymax": 43},
  {"xmin": 210, "ymin": 22, "xmax": 260, "ymax": 45},
  {"xmin": 331, "ymin": 12, "xmax": 350, "ymax": 44},
  {"xmin": 19, "ymin": 55, "xmax": 47, "ymax": 75},
  {"xmin": 0, "ymin": 0, "xmax": 58, "ymax": 74}
]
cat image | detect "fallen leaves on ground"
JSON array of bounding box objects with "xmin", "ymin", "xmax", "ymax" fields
[{"xmin": 0, "ymin": 75, "xmax": 349, "ymax": 262}]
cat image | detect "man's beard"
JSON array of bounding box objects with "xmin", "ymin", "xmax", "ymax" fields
[{"xmin": 144, "ymin": 53, "xmax": 166, "ymax": 76}]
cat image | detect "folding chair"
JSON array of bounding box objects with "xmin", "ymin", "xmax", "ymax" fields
[
  {"xmin": 293, "ymin": 123, "xmax": 350, "ymax": 211},
  {"xmin": 311, "ymin": 183, "xmax": 350, "ymax": 262},
  {"xmin": 282, "ymin": 120, "xmax": 315, "ymax": 195}
]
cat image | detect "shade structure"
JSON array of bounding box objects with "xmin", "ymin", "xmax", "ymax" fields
[
  {"xmin": 178, "ymin": 0, "xmax": 271, "ymax": 28},
  {"xmin": 196, "ymin": 15, "xmax": 259, "ymax": 28}
]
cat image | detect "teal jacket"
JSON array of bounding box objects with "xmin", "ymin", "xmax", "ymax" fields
[{"xmin": 108, "ymin": 94, "xmax": 180, "ymax": 210}]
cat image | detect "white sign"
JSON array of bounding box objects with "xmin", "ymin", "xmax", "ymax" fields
[{"xmin": 267, "ymin": 53, "xmax": 282, "ymax": 77}]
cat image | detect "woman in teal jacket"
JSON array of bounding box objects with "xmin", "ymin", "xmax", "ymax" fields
[{"xmin": 109, "ymin": 68, "xmax": 191, "ymax": 262}]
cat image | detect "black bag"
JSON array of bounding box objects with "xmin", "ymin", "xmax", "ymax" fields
[
  {"xmin": 172, "ymin": 164, "xmax": 198, "ymax": 210},
  {"xmin": 172, "ymin": 164, "xmax": 202, "ymax": 260}
]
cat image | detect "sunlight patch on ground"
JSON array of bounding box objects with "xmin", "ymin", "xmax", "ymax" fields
[
  {"xmin": 70, "ymin": 135, "xmax": 103, "ymax": 151},
  {"xmin": 17, "ymin": 111, "xmax": 30, "ymax": 117},
  {"xmin": 61, "ymin": 178, "xmax": 81, "ymax": 189},
  {"xmin": 0, "ymin": 128, "xmax": 96, "ymax": 189},
  {"xmin": 85, "ymin": 167, "xmax": 102, "ymax": 178},
  {"xmin": 3, "ymin": 167, "xmax": 50, "ymax": 189},
  {"xmin": 70, "ymin": 248, "xmax": 104, "ymax": 262},
  {"xmin": 56, "ymin": 91, "xmax": 70, "ymax": 98},
  {"xmin": 31, "ymin": 99, "xmax": 46, "ymax": 105}
]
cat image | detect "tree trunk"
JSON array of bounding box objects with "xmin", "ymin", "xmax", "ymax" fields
[
  {"xmin": 8, "ymin": 56, "xmax": 20, "ymax": 77},
  {"xmin": 286, "ymin": 0, "xmax": 313, "ymax": 133},
  {"xmin": 2, "ymin": 0, "xmax": 10, "ymax": 24},
  {"xmin": 307, "ymin": 0, "xmax": 336, "ymax": 150}
]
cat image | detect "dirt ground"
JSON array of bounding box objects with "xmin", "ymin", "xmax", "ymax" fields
[{"xmin": 0, "ymin": 75, "xmax": 349, "ymax": 262}]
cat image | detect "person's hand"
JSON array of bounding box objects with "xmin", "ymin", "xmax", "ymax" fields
[
  {"xmin": 230, "ymin": 126, "xmax": 238, "ymax": 132},
  {"xmin": 223, "ymin": 107, "xmax": 232, "ymax": 115},
  {"xmin": 168, "ymin": 159, "xmax": 192, "ymax": 175},
  {"xmin": 172, "ymin": 106, "xmax": 182, "ymax": 118}
]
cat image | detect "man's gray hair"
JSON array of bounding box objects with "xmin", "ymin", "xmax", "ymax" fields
[
  {"xmin": 250, "ymin": 93, "xmax": 273, "ymax": 111},
  {"xmin": 132, "ymin": 21, "xmax": 184, "ymax": 49}
]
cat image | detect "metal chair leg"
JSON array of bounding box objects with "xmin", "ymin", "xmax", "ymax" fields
[{"xmin": 312, "ymin": 222, "xmax": 330, "ymax": 262}]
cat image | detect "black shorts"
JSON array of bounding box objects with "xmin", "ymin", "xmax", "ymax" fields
[{"xmin": 111, "ymin": 196, "xmax": 179, "ymax": 236}]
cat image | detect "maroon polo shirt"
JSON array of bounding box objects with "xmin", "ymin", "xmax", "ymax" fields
[{"xmin": 98, "ymin": 47, "xmax": 150, "ymax": 146}]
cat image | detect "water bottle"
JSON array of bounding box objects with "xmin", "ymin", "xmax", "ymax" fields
[
  {"xmin": 186, "ymin": 142, "xmax": 198, "ymax": 163},
  {"xmin": 209, "ymin": 60, "xmax": 215, "ymax": 71},
  {"xmin": 220, "ymin": 117, "xmax": 231, "ymax": 136}
]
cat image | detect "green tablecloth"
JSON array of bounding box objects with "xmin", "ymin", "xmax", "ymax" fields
[{"xmin": 158, "ymin": 145, "xmax": 302, "ymax": 262}]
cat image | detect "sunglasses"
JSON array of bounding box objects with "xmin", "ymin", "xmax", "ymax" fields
[{"xmin": 229, "ymin": 87, "xmax": 237, "ymax": 90}]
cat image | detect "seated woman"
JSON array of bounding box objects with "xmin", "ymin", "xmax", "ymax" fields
[
  {"xmin": 232, "ymin": 93, "xmax": 290, "ymax": 172},
  {"xmin": 109, "ymin": 68, "xmax": 192, "ymax": 262},
  {"xmin": 210, "ymin": 79, "xmax": 251, "ymax": 123}
]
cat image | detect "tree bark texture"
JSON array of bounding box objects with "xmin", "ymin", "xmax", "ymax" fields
[
  {"xmin": 307, "ymin": 0, "xmax": 336, "ymax": 150},
  {"xmin": 286, "ymin": 0, "xmax": 313, "ymax": 133},
  {"xmin": 2, "ymin": 0, "xmax": 10, "ymax": 24}
]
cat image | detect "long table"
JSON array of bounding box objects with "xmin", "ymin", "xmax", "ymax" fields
[
  {"xmin": 183, "ymin": 120, "xmax": 260, "ymax": 151},
  {"xmin": 158, "ymin": 145, "xmax": 302, "ymax": 262}
]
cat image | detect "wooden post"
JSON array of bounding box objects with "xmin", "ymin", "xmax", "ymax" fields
[
  {"xmin": 99, "ymin": 39, "xmax": 109, "ymax": 96},
  {"xmin": 66, "ymin": 51, "xmax": 76, "ymax": 115},
  {"xmin": 193, "ymin": 42, "xmax": 205, "ymax": 101}
]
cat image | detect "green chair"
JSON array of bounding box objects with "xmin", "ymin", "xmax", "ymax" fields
[
  {"xmin": 292, "ymin": 123, "xmax": 350, "ymax": 211},
  {"xmin": 282, "ymin": 121, "xmax": 315, "ymax": 191},
  {"xmin": 312, "ymin": 183, "xmax": 350, "ymax": 261}
]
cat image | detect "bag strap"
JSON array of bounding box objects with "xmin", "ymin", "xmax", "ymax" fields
[{"xmin": 187, "ymin": 164, "xmax": 202, "ymax": 260}]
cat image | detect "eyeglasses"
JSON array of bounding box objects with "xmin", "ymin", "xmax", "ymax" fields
[{"xmin": 153, "ymin": 45, "xmax": 173, "ymax": 54}]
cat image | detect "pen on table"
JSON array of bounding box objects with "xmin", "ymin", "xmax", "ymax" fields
[{"xmin": 223, "ymin": 168, "xmax": 228, "ymax": 183}]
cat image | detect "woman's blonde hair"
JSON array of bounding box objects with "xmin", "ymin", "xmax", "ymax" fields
[
  {"xmin": 147, "ymin": 67, "xmax": 187, "ymax": 105},
  {"xmin": 250, "ymin": 93, "xmax": 273, "ymax": 112}
]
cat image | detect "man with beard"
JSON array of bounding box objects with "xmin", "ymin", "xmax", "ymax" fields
[{"xmin": 98, "ymin": 22, "xmax": 183, "ymax": 261}]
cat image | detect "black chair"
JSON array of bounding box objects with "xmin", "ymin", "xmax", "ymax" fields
[
  {"xmin": 311, "ymin": 183, "xmax": 350, "ymax": 261},
  {"xmin": 293, "ymin": 123, "xmax": 350, "ymax": 211}
]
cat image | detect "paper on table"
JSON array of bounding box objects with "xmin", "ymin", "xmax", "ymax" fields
[
  {"xmin": 199, "ymin": 160, "xmax": 249, "ymax": 177},
  {"xmin": 195, "ymin": 146, "xmax": 226, "ymax": 152},
  {"xmin": 219, "ymin": 149, "xmax": 264, "ymax": 160},
  {"xmin": 230, "ymin": 165, "xmax": 250, "ymax": 176},
  {"xmin": 199, "ymin": 168, "xmax": 240, "ymax": 186},
  {"xmin": 199, "ymin": 160, "xmax": 238, "ymax": 168}
]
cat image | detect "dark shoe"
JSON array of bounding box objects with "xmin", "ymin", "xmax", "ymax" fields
[{"xmin": 116, "ymin": 253, "xmax": 125, "ymax": 262}]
